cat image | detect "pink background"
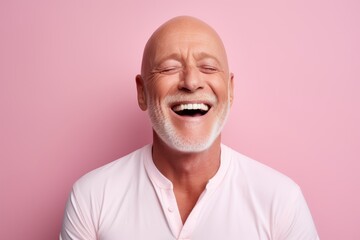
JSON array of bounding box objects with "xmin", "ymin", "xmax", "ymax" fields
[{"xmin": 1, "ymin": 0, "xmax": 359, "ymax": 239}]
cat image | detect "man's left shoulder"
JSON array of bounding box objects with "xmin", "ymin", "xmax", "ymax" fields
[{"xmin": 221, "ymin": 144, "xmax": 300, "ymax": 194}]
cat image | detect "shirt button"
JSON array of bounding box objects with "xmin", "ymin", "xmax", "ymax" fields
[{"xmin": 168, "ymin": 206, "xmax": 174, "ymax": 212}]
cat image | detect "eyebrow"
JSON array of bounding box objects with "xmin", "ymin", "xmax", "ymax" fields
[
  {"xmin": 193, "ymin": 52, "xmax": 221, "ymax": 66},
  {"xmin": 154, "ymin": 53, "xmax": 182, "ymax": 67}
]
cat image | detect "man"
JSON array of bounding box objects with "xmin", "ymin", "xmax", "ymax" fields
[{"xmin": 60, "ymin": 16, "xmax": 319, "ymax": 239}]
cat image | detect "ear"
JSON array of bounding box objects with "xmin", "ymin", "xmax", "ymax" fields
[
  {"xmin": 135, "ymin": 74, "xmax": 148, "ymax": 111},
  {"xmin": 229, "ymin": 73, "xmax": 234, "ymax": 106}
]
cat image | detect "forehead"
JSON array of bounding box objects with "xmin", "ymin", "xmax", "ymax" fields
[{"xmin": 150, "ymin": 27, "xmax": 228, "ymax": 66}]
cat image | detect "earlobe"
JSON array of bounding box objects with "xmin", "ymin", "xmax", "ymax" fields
[
  {"xmin": 229, "ymin": 73, "xmax": 234, "ymax": 106},
  {"xmin": 135, "ymin": 75, "xmax": 148, "ymax": 111}
]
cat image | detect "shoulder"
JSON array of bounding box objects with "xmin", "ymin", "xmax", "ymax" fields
[
  {"xmin": 72, "ymin": 145, "xmax": 151, "ymax": 195},
  {"xmin": 221, "ymin": 145, "xmax": 319, "ymax": 238},
  {"xmin": 221, "ymin": 144, "xmax": 300, "ymax": 198}
]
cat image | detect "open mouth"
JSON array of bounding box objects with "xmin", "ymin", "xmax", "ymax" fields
[{"xmin": 172, "ymin": 103, "xmax": 210, "ymax": 117}]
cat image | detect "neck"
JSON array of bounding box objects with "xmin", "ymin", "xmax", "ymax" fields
[
  {"xmin": 151, "ymin": 132, "xmax": 222, "ymax": 223},
  {"xmin": 151, "ymin": 132, "xmax": 221, "ymax": 191}
]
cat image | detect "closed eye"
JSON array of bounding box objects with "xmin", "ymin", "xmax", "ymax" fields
[
  {"xmin": 157, "ymin": 67, "xmax": 182, "ymax": 75},
  {"xmin": 200, "ymin": 65, "xmax": 218, "ymax": 74}
]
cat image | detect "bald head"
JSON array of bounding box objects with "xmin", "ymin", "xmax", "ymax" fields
[
  {"xmin": 140, "ymin": 16, "xmax": 230, "ymax": 79},
  {"xmin": 135, "ymin": 16, "xmax": 234, "ymax": 152}
]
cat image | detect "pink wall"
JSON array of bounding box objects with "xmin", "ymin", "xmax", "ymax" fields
[{"xmin": 1, "ymin": 0, "xmax": 359, "ymax": 239}]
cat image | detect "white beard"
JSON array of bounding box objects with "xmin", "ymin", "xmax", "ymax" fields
[{"xmin": 147, "ymin": 90, "xmax": 231, "ymax": 153}]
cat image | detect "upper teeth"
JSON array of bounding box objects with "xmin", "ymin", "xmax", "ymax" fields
[{"xmin": 173, "ymin": 103, "xmax": 209, "ymax": 112}]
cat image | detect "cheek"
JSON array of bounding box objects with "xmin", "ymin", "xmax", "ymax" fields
[
  {"xmin": 149, "ymin": 76, "xmax": 179, "ymax": 98},
  {"xmin": 145, "ymin": 85, "xmax": 169, "ymax": 108},
  {"xmin": 208, "ymin": 77, "xmax": 230, "ymax": 99}
]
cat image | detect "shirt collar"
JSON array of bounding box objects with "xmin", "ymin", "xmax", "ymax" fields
[{"xmin": 143, "ymin": 144, "xmax": 231, "ymax": 191}]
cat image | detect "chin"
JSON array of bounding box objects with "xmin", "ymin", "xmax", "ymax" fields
[
  {"xmin": 168, "ymin": 138, "xmax": 215, "ymax": 153},
  {"xmin": 154, "ymin": 123, "xmax": 222, "ymax": 153}
]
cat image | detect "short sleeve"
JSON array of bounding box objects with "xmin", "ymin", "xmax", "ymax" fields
[
  {"xmin": 275, "ymin": 187, "xmax": 319, "ymax": 240},
  {"xmin": 60, "ymin": 184, "xmax": 97, "ymax": 240}
]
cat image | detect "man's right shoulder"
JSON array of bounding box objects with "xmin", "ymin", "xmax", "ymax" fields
[{"xmin": 72, "ymin": 144, "xmax": 151, "ymax": 193}]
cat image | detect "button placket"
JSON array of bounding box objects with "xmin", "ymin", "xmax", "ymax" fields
[
  {"xmin": 160, "ymin": 188, "xmax": 183, "ymax": 238},
  {"xmin": 178, "ymin": 188, "xmax": 213, "ymax": 240}
]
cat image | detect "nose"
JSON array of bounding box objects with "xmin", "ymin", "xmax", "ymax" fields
[{"xmin": 178, "ymin": 66, "xmax": 204, "ymax": 92}]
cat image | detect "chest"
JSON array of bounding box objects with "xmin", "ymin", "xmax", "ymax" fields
[{"xmin": 96, "ymin": 183, "xmax": 273, "ymax": 240}]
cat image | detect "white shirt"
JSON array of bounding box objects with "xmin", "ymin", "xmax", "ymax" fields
[{"xmin": 60, "ymin": 144, "xmax": 319, "ymax": 239}]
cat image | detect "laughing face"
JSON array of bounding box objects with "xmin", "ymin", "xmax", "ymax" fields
[{"xmin": 136, "ymin": 17, "xmax": 234, "ymax": 153}]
